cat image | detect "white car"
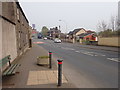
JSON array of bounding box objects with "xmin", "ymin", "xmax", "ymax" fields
[
  {"xmin": 54, "ymin": 38, "xmax": 61, "ymax": 43},
  {"xmin": 43, "ymin": 37, "xmax": 47, "ymax": 40}
]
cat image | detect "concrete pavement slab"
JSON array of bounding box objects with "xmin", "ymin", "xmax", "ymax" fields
[{"xmin": 27, "ymin": 70, "xmax": 68, "ymax": 86}]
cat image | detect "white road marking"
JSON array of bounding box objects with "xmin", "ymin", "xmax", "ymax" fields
[
  {"xmin": 94, "ymin": 52, "xmax": 106, "ymax": 56},
  {"xmin": 82, "ymin": 52, "xmax": 94, "ymax": 56},
  {"xmin": 71, "ymin": 49, "xmax": 75, "ymax": 50},
  {"xmin": 44, "ymin": 42, "xmax": 106, "ymax": 57},
  {"xmin": 61, "ymin": 47, "xmax": 75, "ymax": 50},
  {"xmin": 75, "ymin": 50, "xmax": 106, "ymax": 57},
  {"xmin": 75, "ymin": 51, "xmax": 80, "ymax": 53},
  {"xmin": 107, "ymin": 58, "xmax": 119, "ymax": 62}
]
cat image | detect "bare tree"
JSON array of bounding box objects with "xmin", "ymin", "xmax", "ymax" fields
[
  {"xmin": 111, "ymin": 16, "xmax": 116, "ymax": 31},
  {"xmin": 97, "ymin": 20, "xmax": 108, "ymax": 31},
  {"xmin": 102, "ymin": 21, "xmax": 108, "ymax": 31},
  {"xmin": 116, "ymin": 16, "xmax": 120, "ymax": 27},
  {"xmin": 97, "ymin": 21, "xmax": 102, "ymax": 32}
]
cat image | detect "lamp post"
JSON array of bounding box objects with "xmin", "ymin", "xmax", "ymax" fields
[
  {"xmin": 59, "ymin": 20, "xmax": 67, "ymax": 33},
  {"xmin": 59, "ymin": 20, "xmax": 68, "ymax": 41}
]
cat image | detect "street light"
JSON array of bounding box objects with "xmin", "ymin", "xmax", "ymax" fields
[
  {"xmin": 59, "ymin": 19, "xmax": 67, "ymax": 33},
  {"xmin": 59, "ymin": 20, "xmax": 68, "ymax": 41}
]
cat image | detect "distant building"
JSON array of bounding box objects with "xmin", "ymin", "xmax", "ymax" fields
[
  {"xmin": 32, "ymin": 24, "xmax": 36, "ymax": 29},
  {"xmin": 32, "ymin": 29, "xmax": 38, "ymax": 38},
  {"xmin": 67, "ymin": 28, "xmax": 97, "ymax": 44},
  {"xmin": 67, "ymin": 28, "xmax": 86, "ymax": 43},
  {"xmin": 72, "ymin": 28, "xmax": 86, "ymax": 36},
  {"xmin": 48, "ymin": 27, "xmax": 61, "ymax": 39}
]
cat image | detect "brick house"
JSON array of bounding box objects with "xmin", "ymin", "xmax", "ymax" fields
[
  {"xmin": 48, "ymin": 27, "xmax": 61, "ymax": 39},
  {"xmin": 67, "ymin": 28, "xmax": 86, "ymax": 43},
  {"xmin": 78, "ymin": 31, "xmax": 98, "ymax": 44}
]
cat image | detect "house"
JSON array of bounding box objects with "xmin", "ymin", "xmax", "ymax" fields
[
  {"xmin": 83, "ymin": 33, "xmax": 97, "ymax": 41},
  {"xmin": 67, "ymin": 28, "xmax": 98, "ymax": 44},
  {"xmin": 48, "ymin": 27, "xmax": 61, "ymax": 39},
  {"xmin": 67, "ymin": 31, "xmax": 74, "ymax": 39},
  {"xmin": 67, "ymin": 28, "xmax": 86, "ymax": 43},
  {"xmin": 71, "ymin": 28, "xmax": 86, "ymax": 36},
  {"xmin": 78, "ymin": 31, "xmax": 98, "ymax": 44}
]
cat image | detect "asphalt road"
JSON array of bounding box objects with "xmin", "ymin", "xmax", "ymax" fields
[{"xmin": 33, "ymin": 39, "xmax": 119, "ymax": 88}]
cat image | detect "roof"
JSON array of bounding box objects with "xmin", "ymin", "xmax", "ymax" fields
[
  {"xmin": 86, "ymin": 30, "xmax": 95, "ymax": 33},
  {"xmin": 78, "ymin": 33, "xmax": 96, "ymax": 38},
  {"xmin": 78, "ymin": 33, "xmax": 90, "ymax": 38},
  {"xmin": 68, "ymin": 28, "xmax": 85, "ymax": 35},
  {"xmin": 68, "ymin": 31, "xmax": 73, "ymax": 35},
  {"xmin": 73, "ymin": 28, "xmax": 85, "ymax": 34}
]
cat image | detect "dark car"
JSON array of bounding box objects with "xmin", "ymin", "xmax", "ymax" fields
[{"xmin": 37, "ymin": 34, "xmax": 42, "ymax": 39}]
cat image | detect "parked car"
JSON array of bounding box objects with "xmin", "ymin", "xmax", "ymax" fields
[
  {"xmin": 43, "ymin": 37, "xmax": 47, "ymax": 40},
  {"xmin": 37, "ymin": 33, "xmax": 43, "ymax": 39},
  {"xmin": 54, "ymin": 38, "xmax": 61, "ymax": 43},
  {"xmin": 38, "ymin": 35, "xmax": 42, "ymax": 39}
]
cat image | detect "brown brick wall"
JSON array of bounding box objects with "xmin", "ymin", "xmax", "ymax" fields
[{"xmin": 98, "ymin": 37, "xmax": 120, "ymax": 47}]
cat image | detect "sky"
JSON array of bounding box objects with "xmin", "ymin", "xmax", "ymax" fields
[{"xmin": 19, "ymin": 0, "xmax": 118, "ymax": 33}]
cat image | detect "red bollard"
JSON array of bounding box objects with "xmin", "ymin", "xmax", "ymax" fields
[{"xmin": 57, "ymin": 59, "xmax": 63, "ymax": 86}]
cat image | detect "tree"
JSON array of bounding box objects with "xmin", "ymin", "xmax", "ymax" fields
[
  {"xmin": 116, "ymin": 16, "xmax": 120, "ymax": 30},
  {"xmin": 110, "ymin": 16, "xmax": 116, "ymax": 31},
  {"xmin": 97, "ymin": 20, "xmax": 107, "ymax": 31},
  {"xmin": 97, "ymin": 15, "xmax": 120, "ymax": 37},
  {"xmin": 41, "ymin": 26, "xmax": 49, "ymax": 37}
]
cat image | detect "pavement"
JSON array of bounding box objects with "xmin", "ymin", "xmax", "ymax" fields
[{"xmin": 2, "ymin": 44, "xmax": 76, "ymax": 88}]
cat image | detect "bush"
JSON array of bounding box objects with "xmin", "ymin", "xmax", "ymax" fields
[{"xmin": 82, "ymin": 39, "xmax": 90, "ymax": 45}]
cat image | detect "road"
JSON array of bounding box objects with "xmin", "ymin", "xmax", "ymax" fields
[{"xmin": 33, "ymin": 39, "xmax": 119, "ymax": 88}]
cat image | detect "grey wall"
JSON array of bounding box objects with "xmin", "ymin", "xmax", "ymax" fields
[
  {"xmin": 1, "ymin": 2, "xmax": 30, "ymax": 72},
  {"xmin": 2, "ymin": 18, "xmax": 17, "ymax": 62}
]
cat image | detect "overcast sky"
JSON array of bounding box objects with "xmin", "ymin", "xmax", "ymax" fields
[{"xmin": 19, "ymin": 0, "xmax": 118, "ymax": 33}]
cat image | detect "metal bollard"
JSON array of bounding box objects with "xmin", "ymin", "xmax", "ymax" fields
[
  {"xmin": 57, "ymin": 59, "xmax": 63, "ymax": 86},
  {"xmin": 49, "ymin": 51, "xmax": 52, "ymax": 69}
]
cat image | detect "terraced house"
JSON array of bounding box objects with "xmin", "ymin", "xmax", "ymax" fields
[{"xmin": 0, "ymin": 1, "xmax": 31, "ymax": 72}]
